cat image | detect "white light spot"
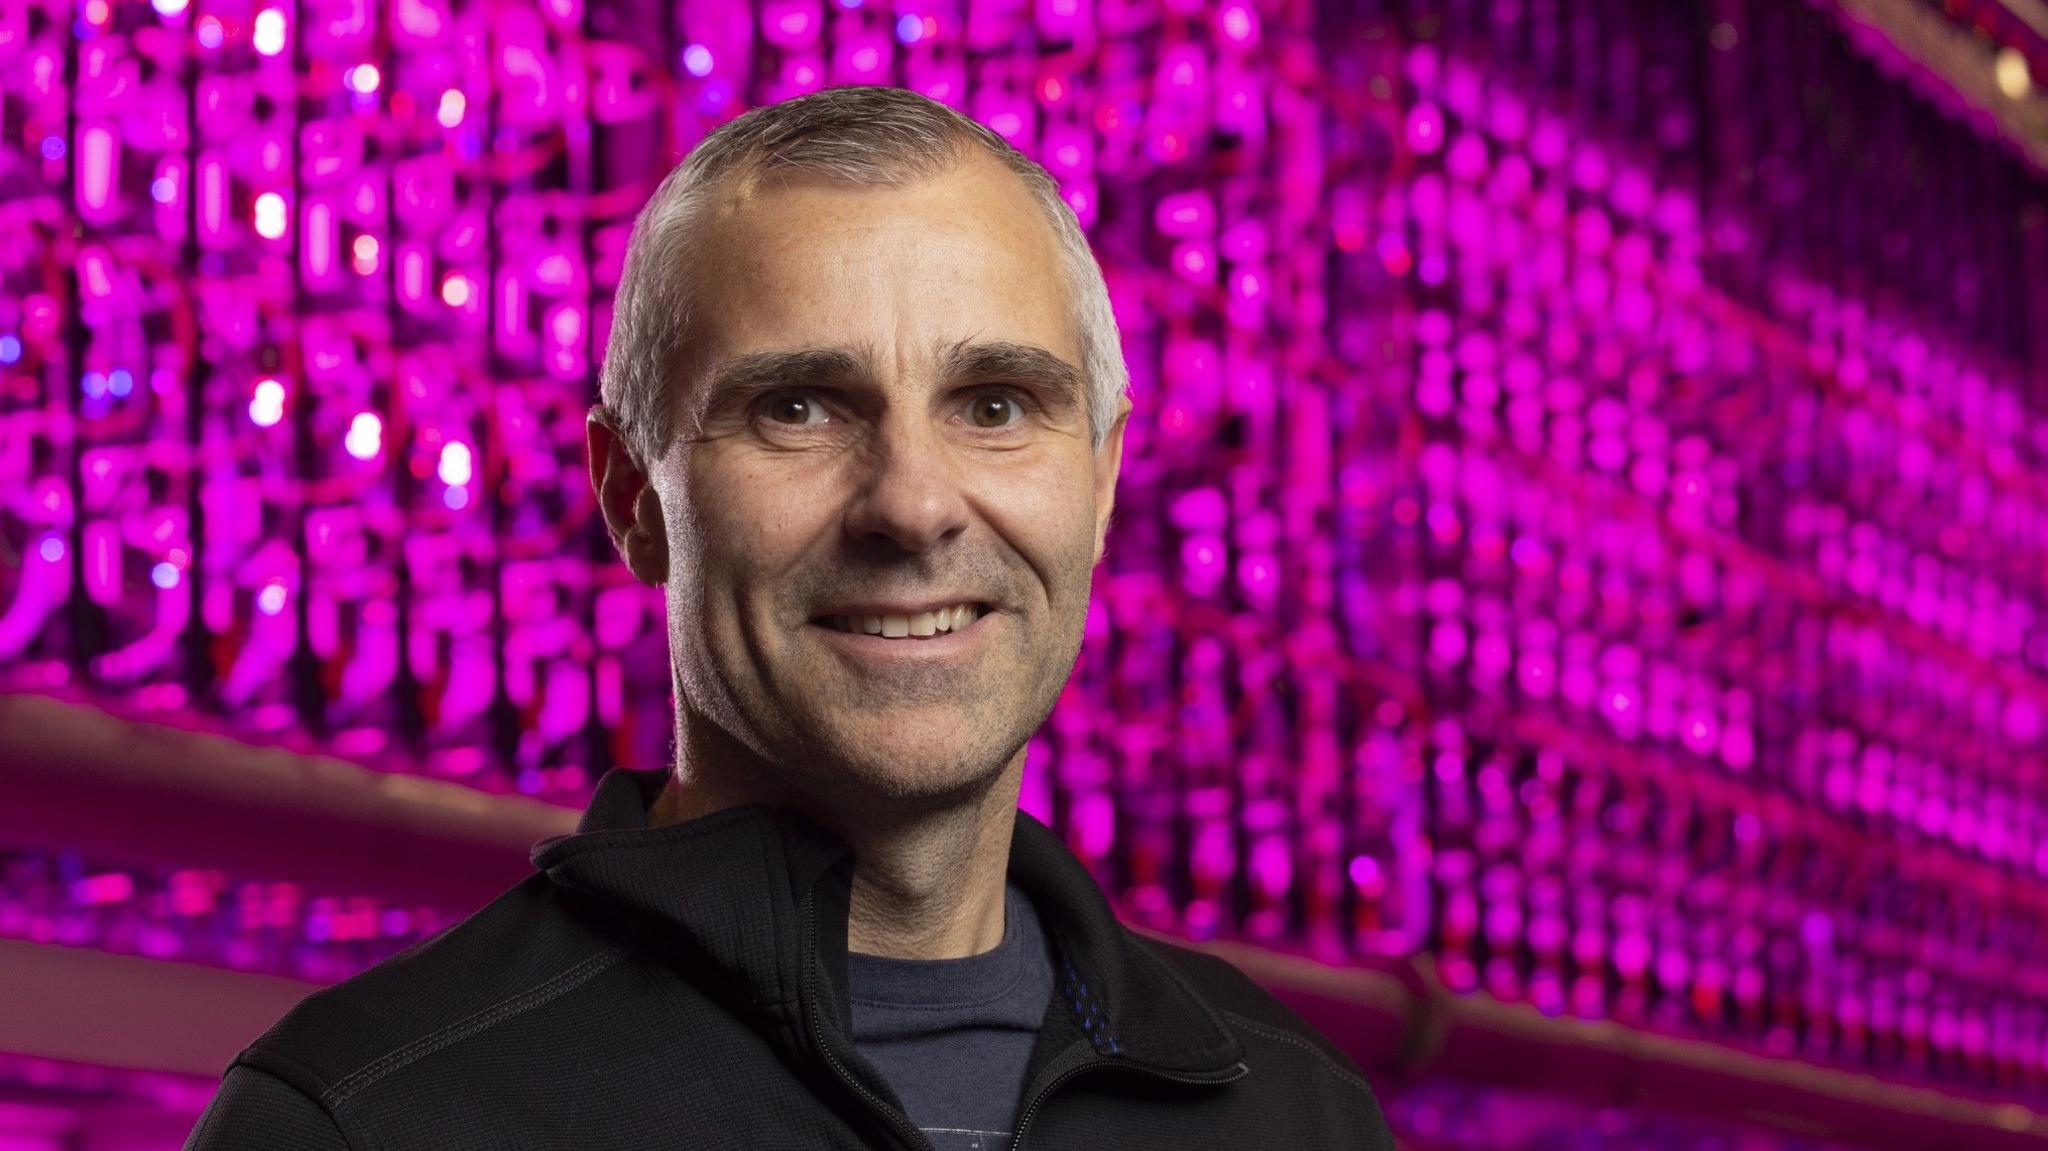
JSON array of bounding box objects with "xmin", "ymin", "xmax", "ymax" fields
[
  {"xmin": 253, "ymin": 8, "xmax": 287, "ymax": 55},
  {"xmin": 345, "ymin": 411, "xmax": 383, "ymax": 460}
]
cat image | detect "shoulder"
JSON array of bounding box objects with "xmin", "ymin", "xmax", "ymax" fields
[
  {"xmin": 232, "ymin": 873, "xmax": 625, "ymax": 1109},
  {"xmin": 1127, "ymin": 933, "xmax": 1386, "ymax": 1104},
  {"xmin": 185, "ymin": 1063, "xmax": 350, "ymax": 1150}
]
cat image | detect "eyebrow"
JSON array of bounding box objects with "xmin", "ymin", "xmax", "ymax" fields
[
  {"xmin": 698, "ymin": 347, "xmax": 871, "ymax": 412},
  {"xmin": 695, "ymin": 339, "xmax": 1086, "ymax": 418},
  {"xmin": 937, "ymin": 339, "xmax": 1086, "ymax": 413}
]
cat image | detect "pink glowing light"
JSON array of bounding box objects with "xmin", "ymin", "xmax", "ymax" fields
[
  {"xmin": 77, "ymin": 125, "xmax": 114, "ymax": 212},
  {"xmin": 534, "ymin": 254, "xmax": 573, "ymax": 285},
  {"xmin": 1407, "ymin": 102, "xmax": 1445, "ymax": 154},
  {"xmin": 250, "ymin": 378, "xmax": 286, "ymax": 426},
  {"xmin": 306, "ymin": 202, "xmax": 335, "ymax": 278},
  {"xmin": 436, "ymin": 89, "xmax": 466, "ymax": 126},
  {"xmin": 78, "ymin": 249, "xmax": 113, "ymax": 298},
  {"xmin": 437, "ymin": 441, "xmax": 474, "ymax": 486},
  {"xmin": 764, "ymin": 0, "xmax": 817, "ymax": 45},
  {"xmin": 252, "ymin": 8, "xmax": 287, "ymax": 55},
  {"xmin": 345, "ymin": 412, "xmax": 383, "ymax": 460},
  {"xmin": 257, "ymin": 581, "xmax": 289, "ymax": 615},
  {"xmin": 548, "ymin": 304, "xmax": 583, "ymax": 346},
  {"xmin": 399, "ymin": 248, "xmax": 427, "ymax": 302},
  {"xmin": 253, "ymin": 192, "xmax": 288, "ymax": 239},
  {"xmin": 72, "ymin": 873, "xmax": 134, "ymax": 905},
  {"xmin": 1155, "ymin": 191, "xmax": 1214, "ymax": 236},
  {"xmin": 1218, "ymin": 2, "xmax": 1257, "ymax": 44}
]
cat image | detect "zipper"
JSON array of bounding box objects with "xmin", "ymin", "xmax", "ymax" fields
[
  {"xmin": 1009, "ymin": 1053, "xmax": 1249, "ymax": 1149},
  {"xmin": 799, "ymin": 890, "xmax": 935, "ymax": 1151}
]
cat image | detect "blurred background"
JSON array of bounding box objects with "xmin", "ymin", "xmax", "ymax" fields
[{"xmin": 3, "ymin": 0, "xmax": 2048, "ymax": 1146}]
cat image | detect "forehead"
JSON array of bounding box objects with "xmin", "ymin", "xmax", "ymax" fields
[{"xmin": 682, "ymin": 154, "xmax": 1083, "ymax": 372}]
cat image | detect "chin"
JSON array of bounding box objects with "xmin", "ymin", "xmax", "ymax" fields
[{"xmin": 804, "ymin": 727, "xmax": 1018, "ymax": 812}]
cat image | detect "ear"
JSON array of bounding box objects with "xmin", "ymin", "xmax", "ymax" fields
[
  {"xmin": 1091, "ymin": 395, "xmax": 1132, "ymax": 567},
  {"xmin": 587, "ymin": 407, "xmax": 670, "ymax": 586}
]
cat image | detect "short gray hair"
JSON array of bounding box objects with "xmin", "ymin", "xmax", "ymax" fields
[{"xmin": 598, "ymin": 85, "xmax": 1129, "ymax": 461}]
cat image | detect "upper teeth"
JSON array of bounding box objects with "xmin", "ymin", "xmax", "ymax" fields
[{"xmin": 828, "ymin": 604, "xmax": 981, "ymax": 638}]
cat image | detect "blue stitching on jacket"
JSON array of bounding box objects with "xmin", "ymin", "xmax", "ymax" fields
[{"xmin": 1059, "ymin": 956, "xmax": 1121, "ymax": 1054}]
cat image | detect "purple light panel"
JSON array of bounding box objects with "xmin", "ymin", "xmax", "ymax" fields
[
  {"xmin": 4, "ymin": 0, "xmax": 2048, "ymax": 1141},
  {"xmin": 0, "ymin": 848, "xmax": 452, "ymax": 982}
]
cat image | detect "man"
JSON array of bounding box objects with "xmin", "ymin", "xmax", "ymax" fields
[{"xmin": 187, "ymin": 85, "xmax": 1395, "ymax": 1150}]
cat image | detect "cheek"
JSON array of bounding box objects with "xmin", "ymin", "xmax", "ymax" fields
[
  {"xmin": 975, "ymin": 451, "xmax": 1101, "ymax": 594},
  {"xmin": 686, "ymin": 453, "xmax": 843, "ymax": 596}
]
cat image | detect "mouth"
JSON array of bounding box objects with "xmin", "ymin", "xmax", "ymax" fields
[{"xmin": 813, "ymin": 602, "xmax": 990, "ymax": 640}]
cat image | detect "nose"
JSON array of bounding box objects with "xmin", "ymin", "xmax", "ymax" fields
[{"xmin": 841, "ymin": 415, "xmax": 970, "ymax": 554}]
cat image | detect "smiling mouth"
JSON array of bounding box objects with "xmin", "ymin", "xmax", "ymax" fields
[{"xmin": 815, "ymin": 603, "xmax": 988, "ymax": 639}]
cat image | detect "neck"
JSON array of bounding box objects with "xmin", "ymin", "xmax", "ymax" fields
[{"xmin": 648, "ymin": 709, "xmax": 1022, "ymax": 961}]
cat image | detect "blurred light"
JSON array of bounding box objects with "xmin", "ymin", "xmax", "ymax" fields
[
  {"xmin": 351, "ymin": 234, "xmax": 379, "ymax": 275},
  {"xmin": 438, "ymin": 441, "xmax": 474, "ymax": 486},
  {"xmin": 253, "ymin": 192, "xmax": 288, "ymax": 239},
  {"xmin": 250, "ymin": 377, "xmax": 286, "ymax": 426},
  {"xmin": 151, "ymin": 562, "xmax": 180, "ymax": 589},
  {"xmin": 895, "ymin": 13, "xmax": 923, "ymax": 43},
  {"xmin": 1218, "ymin": 2, "xmax": 1257, "ymax": 44},
  {"xmin": 83, "ymin": 0, "xmax": 108, "ymax": 24},
  {"xmin": 108, "ymin": 368, "xmax": 133, "ymax": 397},
  {"xmin": 682, "ymin": 43, "xmax": 713, "ymax": 76},
  {"xmin": 41, "ymin": 136, "xmax": 65, "ymax": 161},
  {"xmin": 152, "ymin": 0, "xmax": 189, "ymax": 16},
  {"xmin": 436, "ymin": 89, "xmax": 466, "ymax": 127},
  {"xmin": 78, "ymin": 127, "xmax": 115, "ymax": 211},
  {"xmin": 345, "ymin": 411, "xmax": 383, "ymax": 460},
  {"xmin": 38, "ymin": 537, "xmax": 64, "ymax": 563},
  {"xmin": 1407, "ymin": 102, "xmax": 1445, "ymax": 154},
  {"xmin": 195, "ymin": 14, "xmax": 222, "ymax": 45},
  {"xmin": 346, "ymin": 63, "xmax": 381, "ymax": 94},
  {"xmin": 440, "ymin": 273, "xmax": 472, "ymax": 307},
  {"xmin": 1996, "ymin": 47, "xmax": 2032, "ymax": 100},
  {"xmin": 1709, "ymin": 22, "xmax": 1737, "ymax": 51},
  {"xmin": 257, "ymin": 581, "xmax": 288, "ymax": 615},
  {"xmin": 534, "ymin": 254, "xmax": 573, "ymax": 285},
  {"xmin": 770, "ymin": 6, "xmax": 812, "ymax": 41},
  {"xmin": 253, "ymin": 8, "xmax": 287, "ymax": 55},
  {"xmin": 0, "ymin": 335, "xmax": 20, "ymax": 363},
  {"xmin": 72, "ymin": 873, "xmax": 133, "ymax": 905},
  {"xmin": 151, "ymin": 175, "xmax": 177, "ymax": 203}
]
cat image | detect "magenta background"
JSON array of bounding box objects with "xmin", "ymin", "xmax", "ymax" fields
[{"xmin": 3, "ymin": 0, "xmax": 2048, "ymax": 1146}]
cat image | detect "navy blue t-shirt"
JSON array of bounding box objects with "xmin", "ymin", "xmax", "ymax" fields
[{"xmin": 846, "ymin": 882, "xmax": 1055, "ymax": 1151}]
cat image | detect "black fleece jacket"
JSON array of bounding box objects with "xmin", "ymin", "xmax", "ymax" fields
[{"xmin": 186, "ymin": 767, "xmax": 1395, "ymax": 1149}]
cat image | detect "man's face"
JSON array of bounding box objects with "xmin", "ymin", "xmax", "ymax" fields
[{"xmin": 638, "ymin": 154, "xmax": 1126, "ymax": 811}]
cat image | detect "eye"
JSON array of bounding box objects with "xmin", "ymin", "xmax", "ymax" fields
[
  {"xmin": 967, "ymin": 392, "xmax": 1022, "ymax": 429},
  {"xmin": 763, "ymin": 392, "xmax": 829, "ymax": 426}
]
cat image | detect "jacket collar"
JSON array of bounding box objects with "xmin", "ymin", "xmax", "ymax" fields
[{"xmin": 531, "ymin": 767, "xmax": 1243, "ymax": 1075}]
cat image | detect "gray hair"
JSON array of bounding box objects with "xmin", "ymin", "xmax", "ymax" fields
[{"xmin": 597, "ymin": 85, "xmax": 1129, "ymax": 462}]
